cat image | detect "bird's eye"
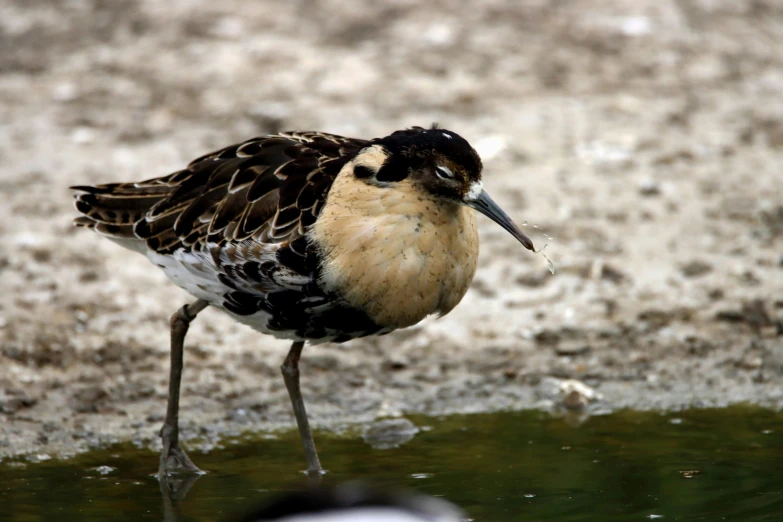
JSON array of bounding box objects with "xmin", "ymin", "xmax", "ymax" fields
[{"xmin": 435, "ymin": 166, "xmax": 454, "ymax": 180}]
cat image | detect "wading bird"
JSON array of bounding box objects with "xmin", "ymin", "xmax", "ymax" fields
[{"xmin": 71, "ymin": 126, "xmax": 535, "ymax": 476}]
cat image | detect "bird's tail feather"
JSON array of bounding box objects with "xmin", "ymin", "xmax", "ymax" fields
[{"xmin": 70, "ymin": 180, "xmax": 175, "ymax": 240}]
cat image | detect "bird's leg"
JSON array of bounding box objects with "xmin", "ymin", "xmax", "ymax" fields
[
  {"xmin": 281, "ymin": 341, "xmax": 324, "ymax": 476},
  {"xmin": 158, "ymin": 299, "xmax": 209, "ymax": 477}
]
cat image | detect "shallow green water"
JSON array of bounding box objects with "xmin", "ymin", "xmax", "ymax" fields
[{"xmin": 1, "ymin": 407, "xmax": 781, "ymax": 521}]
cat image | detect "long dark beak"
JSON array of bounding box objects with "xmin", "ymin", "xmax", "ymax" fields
[{"xmin": 466, "ymin": 189, "xmax": 535, "ymax": 251}]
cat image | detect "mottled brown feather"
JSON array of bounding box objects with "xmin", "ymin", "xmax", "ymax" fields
[{"xmin": 71, "ymin": 132, "xmax": 368, "ymax": 255}]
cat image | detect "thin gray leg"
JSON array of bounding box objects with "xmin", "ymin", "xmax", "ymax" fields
[
  {"xmin": 281, "ymin": 341, "xmax": 324, "ymax": 475},
  {"xmin": 158, "ymin": 299, "xmax": 209, "ymax": 477}
]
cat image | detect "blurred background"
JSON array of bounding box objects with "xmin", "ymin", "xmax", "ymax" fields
[{"xmin": 0, "ymin": 0, "xmax": 781, "ymax": 492}]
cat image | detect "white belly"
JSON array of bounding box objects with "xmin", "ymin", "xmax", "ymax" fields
[{"xmin": 145, "ymin": 248, "xmax": 297, "ymax": 338}]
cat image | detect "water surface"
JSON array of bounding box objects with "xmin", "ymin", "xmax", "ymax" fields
[{"xmin": 2, "ymin": 407, "xmax": 781, "ymax": 521}]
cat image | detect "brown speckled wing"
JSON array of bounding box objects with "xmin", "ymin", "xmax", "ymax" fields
[
  {"xmin": 72, "ymin": 132, "xmax": 367, "ymax": 254},
  {"xmin": 72, "ymin": 132, "xmax": 387, "ymax": 342}
]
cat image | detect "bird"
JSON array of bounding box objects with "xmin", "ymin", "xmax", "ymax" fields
[{"xmin": 70, "ymin": 125, "xmax": 535, "ymax": 477}]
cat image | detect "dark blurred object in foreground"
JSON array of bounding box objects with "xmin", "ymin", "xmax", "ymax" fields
[{"xmin": 237, "ymin": 483, "xmax": 465, "ymax": 522}]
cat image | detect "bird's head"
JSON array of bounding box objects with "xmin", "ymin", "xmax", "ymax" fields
[{"xmin": 354, "ymin": 126, "xmax": 535, "ymax": 251}]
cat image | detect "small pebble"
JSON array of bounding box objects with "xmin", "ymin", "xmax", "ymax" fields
[
  {"xmin": 363, "ymin": 418, "xmax": 419, "ymax": 450},
  {"xmin": 559, "ymin": 379, "xmax": 601, "ymax": 410},
  {"xmin": 680, "ymin": 260, "xmax": 713, "ymax": 278},
  {"xmin": 638, "ymin": 178, "xmax": 661, "ymax": 196}
]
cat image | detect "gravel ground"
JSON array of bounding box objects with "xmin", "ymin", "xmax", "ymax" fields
[{"xmin": 1, "ymin": 0, "xmax": 782, "ymax": 461}]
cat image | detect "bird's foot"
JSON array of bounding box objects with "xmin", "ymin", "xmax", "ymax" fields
[
  {"xmin": 158, "ymin": 444, "xmax": 204, "ymax": 477},
  {"xmin": 158, "ymin": 423, "xmax": 204, "ymax": 477},
  {"xmin": 302, "ymin": 467, "xmax": 327, "ymax": 485}
]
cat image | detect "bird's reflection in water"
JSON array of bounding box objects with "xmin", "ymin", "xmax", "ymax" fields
[{"xmin": 159, "ymin": 473, "xmax": 203, "ymax": 522}]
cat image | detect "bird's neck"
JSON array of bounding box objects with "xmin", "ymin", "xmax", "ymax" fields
[{"xmin": 309, "ymin": 167, "xmax": 479, "ymax": 329}]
